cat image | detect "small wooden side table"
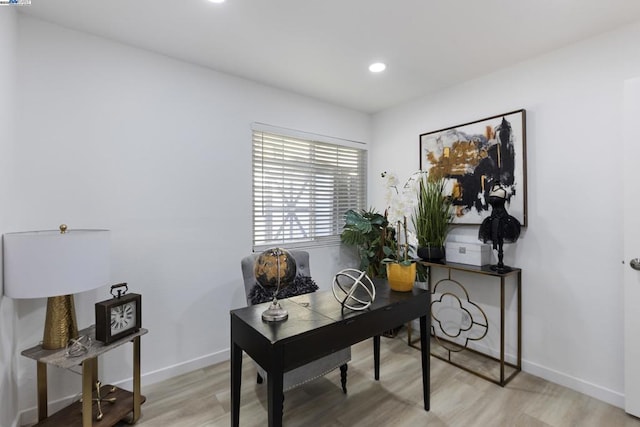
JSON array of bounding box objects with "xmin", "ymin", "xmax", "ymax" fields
[{"xmin": 22, "ymin": 325, "xmax": 148, "ymax": 427}]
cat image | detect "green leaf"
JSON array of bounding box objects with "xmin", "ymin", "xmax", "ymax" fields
[{"xmin": 339, "ymin": 207, "xmax": 398, "ymax": 279}]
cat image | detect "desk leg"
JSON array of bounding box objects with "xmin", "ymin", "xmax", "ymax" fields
[
  {"xmin": 36, "ymin": 361, "xmax": 47, "ymax": 421},
  {"xmin": 230, "ymin": 341, "xmax": 242, "ymax": 427},
  {"xmin": 267, "ymin": 350, "xmax": 284, "ymax": 427},
  {"xmin": 132, "ymin": 335, "xmax": 142, "ymax": 423},
  {"xmin": 420, "ymin": 314, "xmax": 430, "ymax": 411},
  {"xmin": 82, "ymin": 357, "xmax": 96, "ymax": 427},
  {"xmin": 373, "ymin": 335, "xmax": 381, "ymax": 380}
]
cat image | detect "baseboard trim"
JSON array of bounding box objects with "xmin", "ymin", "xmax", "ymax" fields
[
  {"xmin": 522, "ymin": 359, "xmax": 624, "ymax": 408},
  {"xmin": 18, "ymin": 348, "xmax": 229, "ymax": 426},
  {"xmin": 145, "ymin": 347, "xmax": 229, "ymax": 383},
  {"xmin": 425, "ymin": 324, "xmax": 624, "ymax": 408},
  {"xmin": 116, "ymin": 347, "xmax": 229, "ymax": 390},
  {"xmin": 450, "ymin": 344, "xmax": 624, "ymax": 408}
]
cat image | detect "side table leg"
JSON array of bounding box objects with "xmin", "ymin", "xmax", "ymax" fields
[
  {"xmin": 90, "ymin": 356, "xmax": 98, "ymax": 385},
  {"xmin": 517, "ymin": 272, "xmax": 522, "ymax": 371},
  {"xmin": 500, "ymin": 277, "xmax": 506, "ymax": 385},
  {"xmin": 36, "ymin": 362, "xmax": 47, "ymax": 421},
  {"xmin": 82, "ymin": 358, "xmax": 96, "ymax": 427},
  {"xmin": 132, "ymin": 336, "xmax": 142, "ymax": 423}
]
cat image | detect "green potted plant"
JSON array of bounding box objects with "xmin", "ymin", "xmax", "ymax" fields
[
  {"xmin": 340, "ymin": 208, "xmax": 396, "ymax": 278},
  {"xmin": 412, "ymin": 172, "xmax": 453, "ymax": 261}
]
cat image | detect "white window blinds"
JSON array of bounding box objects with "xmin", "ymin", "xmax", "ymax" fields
[{"xmin": 252, "ymin": 126, "xmax": 367, "ymax": 250}]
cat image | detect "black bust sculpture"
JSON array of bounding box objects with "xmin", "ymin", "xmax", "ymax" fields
[{"xmin": 478, "ymin": 183, "xmax": 521, "ymax": 272}]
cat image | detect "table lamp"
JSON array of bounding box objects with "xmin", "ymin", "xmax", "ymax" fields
[{"xmin": 3, "ymin": 225, "xmax": 110, "ymax": 349}]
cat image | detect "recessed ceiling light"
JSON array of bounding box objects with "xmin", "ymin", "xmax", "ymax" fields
[
  {"xmin": 369, "ymin": 62, "xmax": 386, "ymax": 73},
  {"xmin": 208, "ymin": 0, "xmax": 225, "ymax": 3}
]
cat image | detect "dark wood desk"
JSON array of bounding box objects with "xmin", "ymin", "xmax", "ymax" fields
[{"xmin": 230, "ymin": 280, "xmax": 430, "ymax": 427}]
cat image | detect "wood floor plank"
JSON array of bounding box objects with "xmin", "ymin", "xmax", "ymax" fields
[{"xmin": 114, "ymin": 329, "xmax": 640, "ymax": 427}]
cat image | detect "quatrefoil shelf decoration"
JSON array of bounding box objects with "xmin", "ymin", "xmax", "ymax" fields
[{"xmin": 431, "ymin": 278, "xmax": 489, "ymax": 352}]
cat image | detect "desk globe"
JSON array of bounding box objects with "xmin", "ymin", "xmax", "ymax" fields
[
  {"xmin": 254, "ymin": 248, "xmax": 296, "ymax": 321},
  {"xmin": 254, "ymin": 248, "xmax": 297, "ymax": 288}
]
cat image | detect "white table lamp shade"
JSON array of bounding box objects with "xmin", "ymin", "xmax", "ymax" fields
[{"xmin": 3, "ymin": 229, "xmax": 111, "ymax": 299}]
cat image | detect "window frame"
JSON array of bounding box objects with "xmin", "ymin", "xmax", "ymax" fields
[{"xmin": 251, "ymin": 123, "xmax": 367, "ymax": 251}]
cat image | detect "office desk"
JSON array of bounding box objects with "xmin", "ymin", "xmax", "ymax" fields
[{"xmin": 230, "ymin": 280, "xmax": 430, "ymax": 427}]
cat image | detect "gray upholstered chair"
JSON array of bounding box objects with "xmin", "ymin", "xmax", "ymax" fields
[{"xmin": 240, "ymin": 250, "xmax": 351, "ymax": 392}]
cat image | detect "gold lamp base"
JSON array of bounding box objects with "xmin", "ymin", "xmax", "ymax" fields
[{"xmin": 43, "ymin": 295, "xmax": 78, "ymax": 350}]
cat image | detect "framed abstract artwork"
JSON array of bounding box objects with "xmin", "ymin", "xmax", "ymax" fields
[{"xmin": 419, "ymin": 109, "xmax": 527, "ymax": 226}]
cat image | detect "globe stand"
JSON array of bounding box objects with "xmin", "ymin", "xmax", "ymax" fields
[{"xmin": 262, "ymin": 297, "xmax": 288, "ymax": 322}]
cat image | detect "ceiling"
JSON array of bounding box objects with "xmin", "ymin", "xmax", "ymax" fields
[{"xmin": 18, "ymin": 0, "xmax": 640, "ymax": 113}]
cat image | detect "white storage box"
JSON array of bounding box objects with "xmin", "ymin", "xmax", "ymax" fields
[{"xmin": 445, "ymin": 242, "xmax": 492, "ymax": 266}]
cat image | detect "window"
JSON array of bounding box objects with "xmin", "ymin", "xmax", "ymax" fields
[{"xmin": 252, "ymin": 124, "xmax": 367, "ymax": 250}]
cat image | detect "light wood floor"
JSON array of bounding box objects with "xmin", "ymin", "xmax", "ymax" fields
[{"xmin": 124, "ymin": 329, "xmax": 640, "ymax": 427}]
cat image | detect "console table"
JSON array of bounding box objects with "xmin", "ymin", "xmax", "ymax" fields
[
  {"xmin": 408, "ymin": 261, "xmax": 521, "ymax": 386},
  {"xmin": 230, "ymin": 279, "xmax": 430, "ymax": 427},
  {"xmin": 21, "ymin": 325, "xmax": 147, "ymax": 427}
]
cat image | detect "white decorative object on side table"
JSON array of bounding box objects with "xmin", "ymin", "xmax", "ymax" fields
[{"xmin": 445, "ymin": 240, "xmax": 492, "ymax": 266}]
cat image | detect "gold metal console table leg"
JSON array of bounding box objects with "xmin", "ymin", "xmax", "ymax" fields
[
  {"xmin": 500, "ymin": 276, "xmax": 505, "ymax": 385},
  {"xmin": 132, "ymin": 336, "xmax": 142, "ymax": 423},
  {"xmin": 37, "ymin": 362, "xmax": 47, "ymax": 421},
  {"xmin": 82, "ymin": 358, "xmax": 97, "ymax": 427}
]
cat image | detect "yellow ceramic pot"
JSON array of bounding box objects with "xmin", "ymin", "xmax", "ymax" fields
[{"xmin": 386, "ymin": 262, "xmax": 416, "ymax": 292}]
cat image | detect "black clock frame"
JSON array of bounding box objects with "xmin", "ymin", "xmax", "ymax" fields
[{"xmin": 95, "ymin": 292, "xmax": 142, "ymax": 344}]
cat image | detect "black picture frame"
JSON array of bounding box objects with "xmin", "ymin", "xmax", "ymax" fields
[{"xmin": 419, "ymin": 109, "xmax": 527, "ymax": 226}]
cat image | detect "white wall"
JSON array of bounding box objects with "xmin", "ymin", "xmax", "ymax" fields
[
  {"xmin": 372, "ymin": 20, "xmax": 640, "ymax": 406},
  {"xmin": 0, "ymin": 7, "xmax": 19, "ymax": 427},
  {"xmin": 12, "ymin": 15, "xmax": 366, "ymax": 422},
  {"xmin": 10, "ymin": 7, "xmax": 640, "ymax": 423}
]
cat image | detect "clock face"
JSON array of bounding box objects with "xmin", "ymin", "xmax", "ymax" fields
[{"xmin": 111, "ymin": 301, "xmax": 137, "ymax": 333}]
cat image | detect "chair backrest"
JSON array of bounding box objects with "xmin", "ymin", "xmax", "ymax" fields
[{"xmin": 240, "ymin": 250, "xmax": 311, "ymax": 306}]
